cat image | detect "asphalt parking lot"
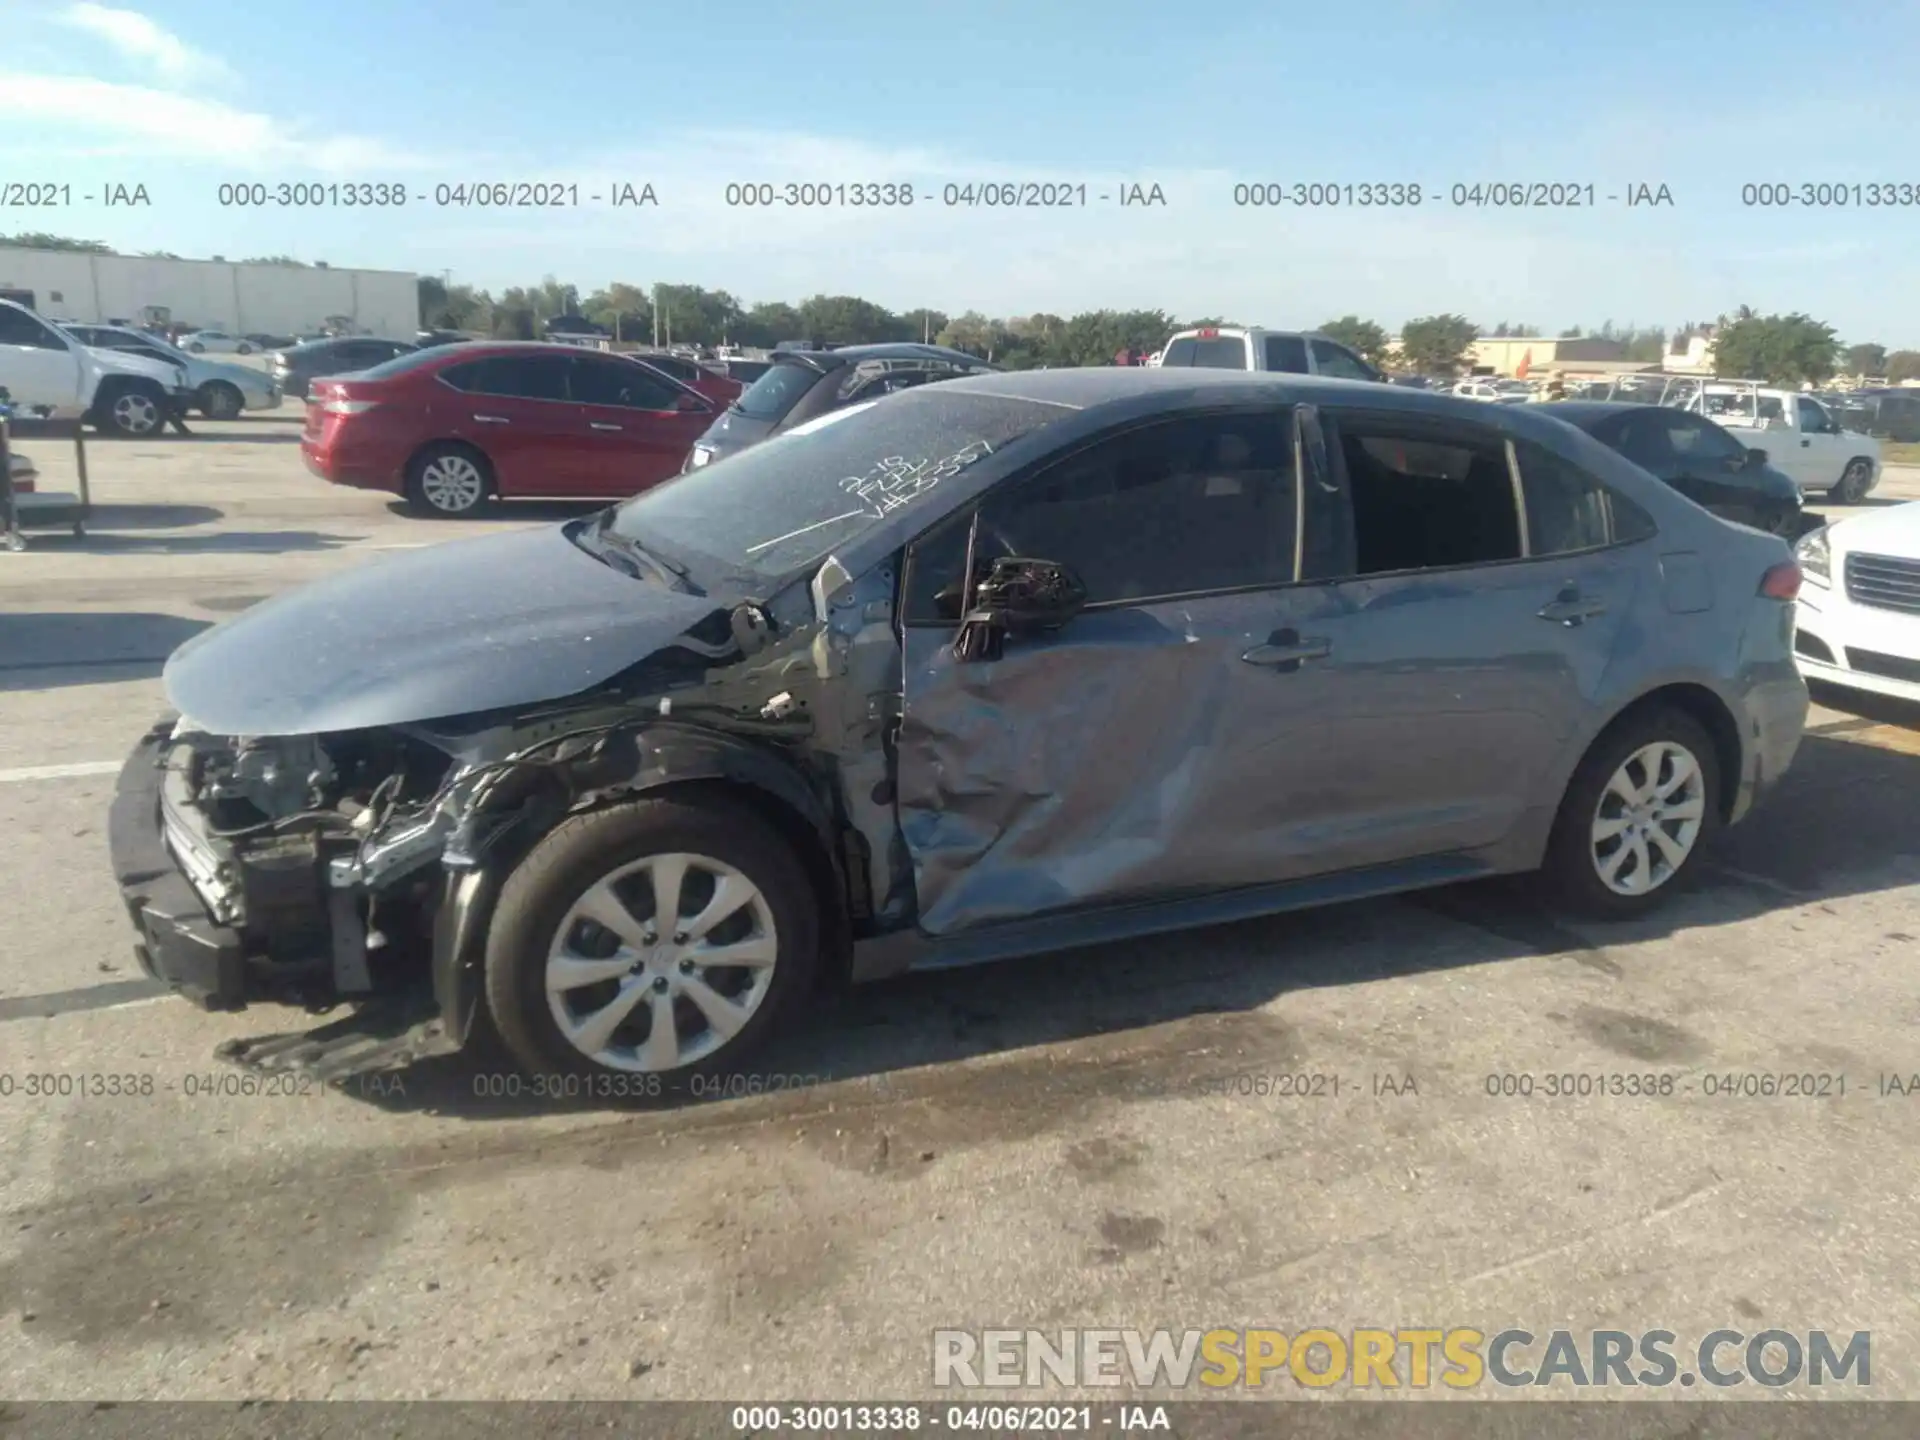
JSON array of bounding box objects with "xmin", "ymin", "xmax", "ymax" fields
[{"xmin": 2, "ymin": 415, "xmax": 1918, "ymax": 1402}]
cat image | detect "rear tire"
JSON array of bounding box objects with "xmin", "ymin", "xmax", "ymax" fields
[
  {"xmin": 484, "ymin": 794, "xmax": 821, "ymax": 1088},
  {"xmin": 1541, "ymin": 706, "xmax": 1721, "ymax": 920},
  {"xmin": 403, "ymin": 442, "xmax": 493, "ymax": 516},
  {"xmin": 1831, "ymin": 460, "xmax": 1873, "ymax": 504}
]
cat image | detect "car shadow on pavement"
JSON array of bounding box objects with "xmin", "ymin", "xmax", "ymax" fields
[
  {"xmin": 0, "ymin": 611, "xmax": 211, "ymax": 689},
  {"xmin": 295, "ymin": 721, "xmax": 1920, "ymax": 1125},
  {"xmin": 129, "ymin": 430, "xmax": 303, "ymax": 445},
  {"xmin": 41, "ymin": 528, "xmax": 359, "ymax": 555},
  {"xmin": 79, "ymin": 503, "xmax": 224, "ymax": 529},
  {"xmin": 384, "ymin": 500, "xmax": 606, "ymax": 524}
]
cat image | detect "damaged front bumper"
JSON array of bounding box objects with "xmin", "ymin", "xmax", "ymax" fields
[
  {"xmin": 108, "ymin": 717, "xmax": 249, "ymax": 1008},
  {"xmin": 105, "ymin": 716, "xmax": 491, "ymax": 1049}
]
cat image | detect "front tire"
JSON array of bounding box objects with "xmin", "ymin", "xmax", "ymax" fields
[
  {"xmin": 237, "ymin": 342, "xmax": 253, "ymax": 355},
  {"xmin": 188, "ymin": 342, "xmax": 206, "ymax": 354},
  {"xmin": 403, "ymin": 443, "xmax": 492, "ymax": 516},
  {"xmin": 1831, "ymin": 459, "xmax": 1873, "ymax": 505},
  {"xmin": 1541, "ymin": 706, "xmax": 1721, "ymax": 920},
  {"xmin": 94, "ymin": 381, "xmax": 166, "ymax": 438},
  {"xmin": 484, "ymin": 794, "xmax": 820, "ymax": 1086},
  {"xmin": 198, "ymin": 382, "xmax": 244, "ymax": 420}
]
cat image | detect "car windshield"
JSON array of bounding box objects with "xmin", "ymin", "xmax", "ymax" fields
[
  {"xmin": 604, "ymin": 388, "xmax": 1070, "ymax": 583},
  {"xmin": 731, "ymin": 359, "xmax": 823, "ymax": 421}
]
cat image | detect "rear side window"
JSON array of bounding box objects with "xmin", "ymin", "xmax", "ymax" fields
[
  {"xmin": 734, "ymin": 360, "xmax": 822, "ymax": 420},
  {"xmin": 1514, "ymin": 441, "xmax": 1616, "ymax": 555},
  {"xmin": 439, "ymin": 355, "xmax": 570, "ymax": 401},
  {"xmin": 1330, "ymin": 417, "xmax": 1522, "ymax": 574},
  {"xmin": 1190, "ymin": 337, "xmax": 1250, "ymax": 369},
  {"xmin": 1263, "ymin": 335, "xmax": 1310, "ymax": 373}
]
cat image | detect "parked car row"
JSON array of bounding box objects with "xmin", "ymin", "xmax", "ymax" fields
[
  {"xmin": 0, "ymin": 299, "xmax": 193, "ymax": 436},
  {"xmin": 63, "ymin": 323, "xmax": 281, "ymax": 420}
]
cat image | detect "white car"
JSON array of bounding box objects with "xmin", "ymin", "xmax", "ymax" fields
[
  {"xmin": 63, "ymin": 324, "xmax": 281, "ymax": 419},
  {"xmin": 177, "ymin": 329, "xmax": 256, "ymax": 355},
  {"xmin": 1794, "ymin": 503, "xmax": 1920, "ymax": 704},
  {"xmin": 0, "ymin": 300, "xmax": 192, "ymax": 436}
]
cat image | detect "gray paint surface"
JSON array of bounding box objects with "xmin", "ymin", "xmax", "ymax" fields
[{"xmin": 163, "ymin": 524, "xmax": 723, "ymax": 736}]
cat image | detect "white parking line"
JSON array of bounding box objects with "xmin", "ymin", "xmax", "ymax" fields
[{"xmin": 0, "ymin": 760, "xmax": 122, "ymax": 783}]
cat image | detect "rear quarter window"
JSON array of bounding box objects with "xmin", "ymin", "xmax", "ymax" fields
[{"xmin": 734, "ymin": 360, "xmax": 824, "ymax": 421}]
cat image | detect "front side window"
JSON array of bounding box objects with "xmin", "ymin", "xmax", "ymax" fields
[
  {"xmin": 1796, "ymin": 397, "xmax": 1833, "ymax": 433},
  {"xmin": 1309, "ymin": 338, "xmax": 1374, "ymax": 380},
  {"xmin": 571, "ymin": 357, "xmax": 681, "ymax": 410},
  {"xmin": 1329, "ymin": 417, "xmax": 1522, "ymax": 574},
  {"xmin": 0, "ymin": 307, "xmax": 68, "ymax": 349},
  {"xmin": 1663, "ymin": 413, "xmax": 1746, "ymax": 466},
  {"xmin": 906, "ymin": 411, "xmax": 1298, "ymax": 616}
]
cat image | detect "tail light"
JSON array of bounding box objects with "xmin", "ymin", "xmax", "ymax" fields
[
  {"xmin": 1759, "ymin": 561, "xmax": 1803, "ymax": 600},
  {"xmin": 12, "ymin": 476, "xmax": 34, "ymax": 493}
]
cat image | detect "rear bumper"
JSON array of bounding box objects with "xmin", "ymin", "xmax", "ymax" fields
[
  {"xmin": 300, "ymin": 439, "xmax": 398, "ymax": 492},
  {"xmin": 106, "ymin": 718, "xmax": 248, "ymax": 1009}
]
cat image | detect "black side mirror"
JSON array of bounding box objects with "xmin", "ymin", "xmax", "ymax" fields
[
  {"xmin": 953, "ymin": 556, "xmax": 1089, "ymax": 661},
  {"xmin": 1744, "ymin": 447, "xmax": 1769, "ymax": 469}
]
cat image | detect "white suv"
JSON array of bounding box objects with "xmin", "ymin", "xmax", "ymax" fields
[
  {"xmin": 0, "ymin": 300, "xmax": 191, "ymax": 436},
  {"xmin": 1156, "ymin": 326, "xmax": 1385, "ymax": 381}
]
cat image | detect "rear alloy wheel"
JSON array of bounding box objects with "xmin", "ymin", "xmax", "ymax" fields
[
  {"xmin": 1832, "ymin": 460, "xmax": 1873, "ymax": 505},
  {"xmin": 485, "ymin": 795, "xmax": 820, "ymax": 1086},
  {"xmin": 1543, "ymin": 707, "xmax": 1720, "ymax": 919},
  {"xmin": 198, "ymin": 382, "xmax": 244, "ymax": 420},
  {"xmin": 404, "ymin": 444, "xmax": 491, "ymax": 516},
  {"xmin": 99, "ymin": 383, "xmax": 164, "ymax": 438}
]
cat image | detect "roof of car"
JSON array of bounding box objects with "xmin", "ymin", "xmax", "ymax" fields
[
  {"xmin": 933, "ymin": 366, "xmax": 1470, "ymax": 412},
  {"xmin": 773, "ymin": 342, "xmax": 994, "ymax": 372}
]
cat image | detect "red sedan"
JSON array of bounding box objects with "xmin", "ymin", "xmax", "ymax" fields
[{"xmin": 300, "ymin": 342, "xmax": 719, "ymax": 516}]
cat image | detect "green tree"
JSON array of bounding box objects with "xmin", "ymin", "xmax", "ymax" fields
[
  {"xmin": 419, "ymin": 277, "xmax": 489, "ymax": 330},
  {"xmin": 1711, "ymin": 312, "xmax": 1841, "ymax": 385},
  {"xmin": 937, "ymin": 311, "xmax": 998, "ymax": 359},
  {"xmin": 0, "ymin": 232, "xmax": 113, "ymax": 253},
  {"xmin": 490, "ymin": 305, "xmax": 537, "ymax": 340},
  {"xmin": 795, "ymin": 294, "xmax": 907, "ymax": 346},
  {"xmin": 1884, "ymin": 350, "xmax": 1920, "ymax": 383},
  {"xmin": 651, "ymin": 285, "xmax": 743, "ymax": 345},
  {"xmin": 898, "ymin": 308, "xmax": 950, "ymax": 344},
  {"xmin": 1845, "ymin": 342, "xmax": 1888, "ymax": 376},
  {"xmin": 583, "ymin": 282, "xmax": 653, "ymax": 343},
  {"xmin": 1399, "ymin": 314, "xmax": 1479, "ymax": 376},
  {"xmin": 1317, "ymin": 315, "xmax": 1391, "ymax": 365},
  {"xmin": 734, "ymin": 301, "xmax": 803, "ymax": 347},
  {"xmin": 1558, "ymin": 325, "xmax": 1584, "ymax": 339}
]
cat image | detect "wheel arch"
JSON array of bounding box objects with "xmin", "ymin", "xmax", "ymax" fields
[
  {"xmin": 405, "ymin": 437, "xmax": 497, "ymax": 493},
  {"xmin": 430, "ymin": 727, "xmax": 855, "ymax": 1040},
  {"xmin": 1580, "ymin": 681, "xmax": 1744, "ymax": 823}
]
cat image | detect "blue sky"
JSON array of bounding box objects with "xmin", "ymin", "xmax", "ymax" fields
[{"xmin": 3, "ymin": 0, "xmax": 1919, "ymax": 342}]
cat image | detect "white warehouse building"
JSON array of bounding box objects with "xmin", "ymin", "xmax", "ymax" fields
[{"xmin": 0, "ymin": 247, "xmax": 419, "ymax": 339}]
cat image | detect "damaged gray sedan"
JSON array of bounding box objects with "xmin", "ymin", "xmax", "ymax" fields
[{"xmin": 109, "ymin": 369, "xmax": 1809, "ymax": 1084}]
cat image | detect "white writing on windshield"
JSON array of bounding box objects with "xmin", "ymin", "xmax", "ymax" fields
[{"xmin": 838, "ymin": 442, "xmax": 992, "ymax": 520}]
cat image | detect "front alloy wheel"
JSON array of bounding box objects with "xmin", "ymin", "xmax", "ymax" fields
[
  {"xmin": 484, "ymin": 795, "xmax": 820, "ymax": 1086},
  {"xmin": 405, "ymin": 445, "xmax": 491, "ymax": 516},
  {"xmin": 545, "ymin": 853, "xmax": 780, "ymax": 1072},
  {"xmin": 1589, "ymin": 741, "xmax": 1707, "ymax": 897},
  {"xmin": 108, "ymin": 388, "xmax": 162, "ymax": 437}
]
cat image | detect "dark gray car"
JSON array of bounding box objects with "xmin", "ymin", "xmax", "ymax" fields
[
  {"xmin": 269, "ymin": 336, "xmax": 417, "ymax": 400},
  {"xmin": 683, "ymin": 342, "xmax": 997, "ymax": 471},
  {"xmin": 108, "ymin": 370, "xmax": 1808, "ymax": 1088}
]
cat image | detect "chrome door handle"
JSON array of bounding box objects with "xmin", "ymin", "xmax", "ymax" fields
[
  {"xmin": 473, "ymin": 413, "xmax": 509, "ymax": 424},
  {"xmin": 1538, "ymin": 592, "xmax": 1608, "ymax": 626},
  {"xmin": 1242, "ymin": 628, "xmax": 1331, "ymax": 670},
  {"xmin": 590, "ymin": 422, "xmax": 623, "ymax": 432}
]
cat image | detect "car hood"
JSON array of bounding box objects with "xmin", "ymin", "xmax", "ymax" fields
[
  {"xmin": 83, "ymin": 346, "xmax": 183, "ymax": 385},
  {"xmin": 163, "ymin": 524, "xmax": 727, "ymax": 737},
  {"xmin": 1830, "ymin": 499, "xmax": 1920, "ymax": 557}
]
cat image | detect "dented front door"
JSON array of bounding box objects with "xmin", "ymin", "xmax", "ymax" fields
[{"xmin": 892, "ymin": 405, "xmax": 1342, "ymax": 937}]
